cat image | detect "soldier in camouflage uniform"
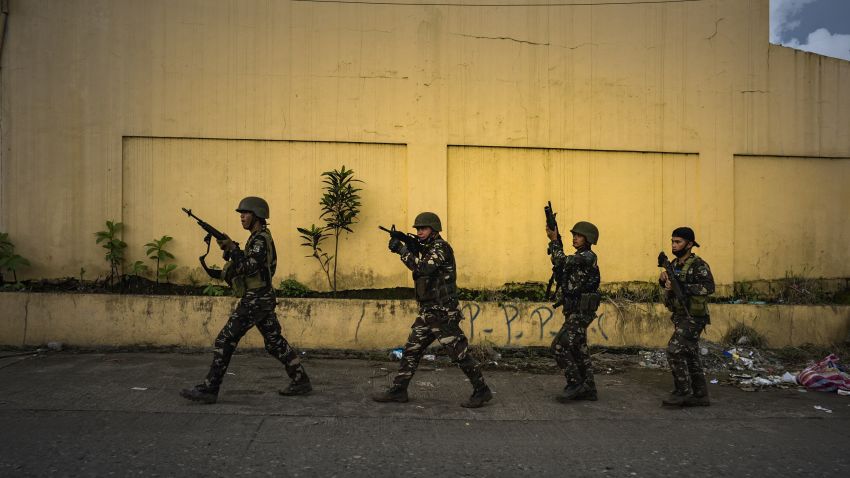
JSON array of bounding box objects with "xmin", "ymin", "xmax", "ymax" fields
[
  {"xmin": 547, "ymin": 221, "xmax": 602, "ymax": 402},
  {"xmin": 659, "ymin": 227, "xmax": 715, "ymax": 407},
  {"xmin": 372, "ymin": 212, "xmax": 492, "ymax": 408},
  {"xmin": 180, "ymin": 197, "xmax": 311, "ymax": 404}
]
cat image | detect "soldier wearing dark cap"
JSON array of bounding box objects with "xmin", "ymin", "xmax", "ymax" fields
[
  {"xmin": 659, "ymin": 227, "xmax": 715, "ymax": 407},
  {"xmin": 372, "ymin": 212, "xmax": 492, "ymax": 408},
  {"xmin": 180, "ymin": 197, "xmax": 311, "ymax": 404},
  {"xmin": 547, "ymin": 221, "xmax": 602, "ymax": 402}
]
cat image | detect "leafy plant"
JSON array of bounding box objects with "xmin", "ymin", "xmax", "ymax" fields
[
  {"xmin": 202, "ymin": 265, "xmax": 226, "ymax": 296},
  {"xmin": 129, "ymin": 261, "xmax": 149, "ymax": 278},
  {"xmin": 278, "ymin": 278, "xmax": 312, "ymax": 298},
  {"xmin": 145, "ymin": 236, "xmax": 176, "ymax": 284},
  {"xmin": 296, "ymin": 224, "xmax": 333, "ymax": 291},
  {"xmin": 203, "ymin": 284, "xmax": 226, "ymax": 296},
  {"xmin": 0, "ymin": 232, "xmax": 30, "ymax": 284},
  {"xmin": 318, "ymin": 165, "xmax": 363, "ymax": 294},
  {"xmin": 187, "ymin": 272, "xmax": 200, "ymax": 287},
  {"xmin": 94, "ymin": 221, "xmax": 126, "ymax": 286}
]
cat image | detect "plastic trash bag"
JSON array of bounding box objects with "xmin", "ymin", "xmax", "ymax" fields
[{"xmin": 797, "ymin": 354, "xmax": 850, "ymax": 392}]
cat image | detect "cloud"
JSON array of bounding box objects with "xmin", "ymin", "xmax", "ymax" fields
[
  {"xmin": 770, "ymin": 0, "xmax": 817, "ymax": 43},
  {"xmin": 785, "ymin": 28, "xmax": 850, "ymax": 61}
]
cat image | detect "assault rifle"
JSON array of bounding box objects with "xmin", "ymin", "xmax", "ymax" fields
[
  {"xmin": 379, "ymin": 225, "xmax": 420, "ymax": 254},
  {"xmin": 545, "ymin": 201, "xmax": 564, "ymax": 308},
  {"xmin": 182, "ymin": 207, "xmax": 238, "ymax": 275},
  {"xmin": 657, "ymin": 252, "xmax": 693, "ymax": 320}
]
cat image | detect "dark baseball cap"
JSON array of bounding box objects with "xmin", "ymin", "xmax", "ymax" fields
[{"xmin": 672, "ymin": 227, "xmax": 700, "ymax": 247}]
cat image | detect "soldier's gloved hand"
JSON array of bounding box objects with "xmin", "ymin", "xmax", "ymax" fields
[
  {"xmin": 217, "ymin": 236, "xmax": 235, "ymax": 251},
  {"xmin": 388, "ymin": 237, "xmax": 403, "ymax": 253}
]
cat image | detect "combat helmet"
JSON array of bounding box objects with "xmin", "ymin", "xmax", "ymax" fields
[
  {"xmin": 570, "ymin": 221, "xmax": 599, "ymax": 245},
  {"xmin": 236, "ymin": 196, "xmax": 270, "ymax": 219},
  {"xmin": 412, "ymin": 212, "xmax": 442, "ymax": 232}
]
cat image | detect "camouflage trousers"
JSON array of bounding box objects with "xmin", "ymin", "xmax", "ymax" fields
[
  {"xmin": 392, "ymin": 305, "xmax": 486, "ymax": 391},
  {"xmin": 666, "ymin": 314, "xmax": 708, "ymax": 394},
  {"xmin": 205, "ymin": 289, "xmax": 308, "ymax": 390},
  {"xmin": 551, "ymin": 311, "xmax": 596, "ymax": 388}
]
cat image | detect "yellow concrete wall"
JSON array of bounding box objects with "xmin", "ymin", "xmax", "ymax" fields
[
  {"xmin": 1, "ymin": 0, "xmax": 849, "ymax": 290},
  {"xmin": 447, "ymin": 146, "xmax": 698, "ymax": 286},
  {"xmin": 123, "ymin": 137, "xmax": 409, "ymax": 290},
  {"xmin": 2, "ymin": 293, "xmax": 848, "ymax": 349},
  {"xmin": 733, "ymin": 155, "xmax": 850, "ymax": 281}
]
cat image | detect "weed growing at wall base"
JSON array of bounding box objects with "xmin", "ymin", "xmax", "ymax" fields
[{"xmin": 94, "ymin": 221, "xmax": 126, "ymax": 286}]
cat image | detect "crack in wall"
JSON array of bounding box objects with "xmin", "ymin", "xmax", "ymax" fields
[
  {"xmin": 22, "ymin": 295, "xmax": 30, "ymax": 346},
  {"xmin": 452, "ymin": 32, "xmax": 550, "ymax": 47},
  {"xmin": 354, "ymin": 303, "xmax": 367, "ymax": 343},
  {"xmin": 706, "ymin": 18, "xmax": 724, "ymax": 40},
  {"xmin": 451, "ymin": 32, "xmax": 596, "ymax": 50}
]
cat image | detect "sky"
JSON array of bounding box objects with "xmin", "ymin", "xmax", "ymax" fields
[{"xmin": 770, "ymin": 0, "xmax": 850, "ymax": 61}]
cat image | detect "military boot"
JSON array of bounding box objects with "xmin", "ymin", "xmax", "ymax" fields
[
  {"xmin": 557, "ymin": 383, "xmax": 583, "ymax": 402},
  {"xmin": 180, "ymin": 384, "xmax": 219, "ymax": 404},
  {"xmin": 684, "ymin": 376, "xmax": 710, "ymax": 407},
  {"xmin": 279, "ymin": 379, "xmax": 313, "ymax": 396},
  {"xmin": 573, "ymin": 383, "xmax": 598, "ymax": 401},
  {"xmin": 661, "ymin": 390, "xmax": 689, "ymax": 407},
  {"xmin": 372, "ymin": 385, "xmax": 409, "ymax": 403},
  {"xmin": 461, "ymin": 385, "xmax": 493, "ymax": 408}
]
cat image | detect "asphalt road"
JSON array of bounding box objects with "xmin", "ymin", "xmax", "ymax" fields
[{"xmin": 0, "ymin": 352, "xmax": 848, "ymax": 477}]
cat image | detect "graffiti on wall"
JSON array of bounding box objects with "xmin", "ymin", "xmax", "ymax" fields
[{"xmin": 460, "ymin": 302, "xmax": 609, "ymax": 345}]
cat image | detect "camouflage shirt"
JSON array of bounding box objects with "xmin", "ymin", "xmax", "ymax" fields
[
  {"xmin": 228, "ymin": 227, "xmax": 277, "ymax": 291},
  {"xmin": 663, "ymin": 253, "xmax": 714, "ymax": 316},
  {"xmin": 549, "ymin": 241, "xmax": 601, "ymax": 298},
  {"xmin": 399, "ymin": 234, "xmax": 458, "ymax": 306}
]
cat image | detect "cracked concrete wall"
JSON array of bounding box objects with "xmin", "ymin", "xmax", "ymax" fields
[
  {"xmin": 2, "ymin": 293, "xmax": 848, "ymax": 349},
  {"xmin": 1, "ymin": 0, "xmax": 849, "ymax": 291}
]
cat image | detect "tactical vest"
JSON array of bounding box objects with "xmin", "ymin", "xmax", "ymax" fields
[
  {"xmin": 559, "ymin": 249, "xmax": 601, "ymax": 314},
  {"xmin": 671, "ymin": 255, "xmax": 709, "ymax": 317},
  {"xmin": 222, "ymin": 229, "xmax": 276, "ymax": 297},
  {"xmin": 413, "ymin": 239, "xmax": 458, "ymax": 307}
]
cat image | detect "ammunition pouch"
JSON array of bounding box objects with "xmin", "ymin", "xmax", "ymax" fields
[
  {"xmin": 673, "ymin": 295, "xmax": 708, "ymax": 318},
  {"xmin": 243, "ymin": 272, "xmax": 268, "ymax": 291},
  {"xmin": 222, "ymin": 262, "xmax": 246, "ymax": 298},
  {"xmin": 414, "ymin": 274, "xmax": 458, "ymax": 307},
  {"xmin": 562, "ymin": 292, "xmax": 601, "ymax": 314},
  {"xmin": 579, "ymin": 292, "xmax": 601, "ymax": 314}
]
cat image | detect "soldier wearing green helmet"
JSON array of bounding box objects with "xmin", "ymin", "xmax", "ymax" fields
[
  {"xmin": 373, "ymin": 212, "xmax": 493, "ymax": 408},
  {"xmin": 181, "ymin": 196, "xmax": 311, "ymax": 404},
  {"xmin": 546, "ymin": 218, "xmax": 602, "ymax": 402}
]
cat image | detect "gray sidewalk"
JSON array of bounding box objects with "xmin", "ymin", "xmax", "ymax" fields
[{"xmin": 0, "ymin": 351, "xmax": 848, "ymax": 477}]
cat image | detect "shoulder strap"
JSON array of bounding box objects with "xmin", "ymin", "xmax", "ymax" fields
[
  {"xmin": 258, "ymin": 230, "xmax": 276, "ymax": 278},
  {"xmin": 680, "ymin": 255, "xmax": 698, "ymax": 280}
]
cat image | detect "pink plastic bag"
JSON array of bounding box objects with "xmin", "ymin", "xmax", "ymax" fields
[{"xmin": 797, "ymin": 354, "xmax": 850, "ymax": 392}]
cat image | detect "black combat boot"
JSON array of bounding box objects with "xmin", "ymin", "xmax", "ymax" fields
[
  {"xmin": 279, "ymin": 379, "xmax": 313, "ymax": 396},
  {"xmin": 661, "ymin": 390, "xmax": 689, "ymax": 407},
  {"xmin": 683, "ymin": 376, "xmax": 710, "ymax": 407},
  {"xmin": 180, "ymin": 384, "xmax": 219, "ymax": 404},
  {"xmin": 372, "ymin": 385, "xmax": 409, "ymax": 403},
  {"xmin": 461, "ymin": 385, "xmax": 493, "ymax": 408},
  {"xmin": 557, "ymin": 383, "xmax": 583, "ymax": 402},
  {"xmin": 573, "ymin": 383, "xmax": 598, "ymax": 401}
]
